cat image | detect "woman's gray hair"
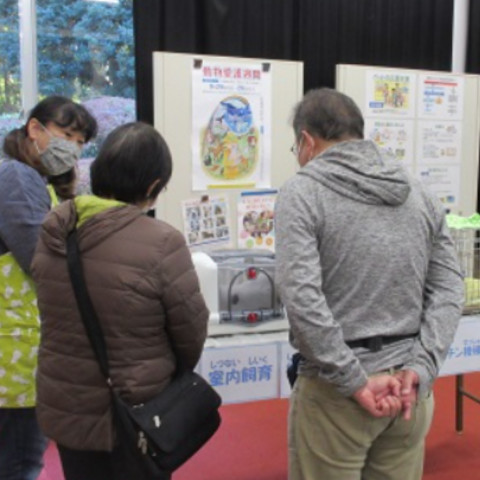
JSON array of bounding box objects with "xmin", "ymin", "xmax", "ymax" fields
[{"xmin": 292, "ymin": 88, "xmax": 364, "ymax": 141}]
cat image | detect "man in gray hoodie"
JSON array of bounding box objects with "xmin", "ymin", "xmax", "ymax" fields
[{"xmin": 275, "ymin": 88, "xmax": 464, "ymax": 480}]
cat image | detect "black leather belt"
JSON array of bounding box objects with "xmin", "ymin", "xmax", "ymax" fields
[{"xmin": 346, "ymin": 333, "xmax": 418, "ymax": 353}]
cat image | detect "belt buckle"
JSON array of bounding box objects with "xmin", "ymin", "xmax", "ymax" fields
[{"xmin": 368, "ymin": 336, "xmax": 383, "ymax": 352}]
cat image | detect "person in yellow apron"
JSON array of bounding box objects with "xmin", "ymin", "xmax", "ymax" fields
[{"xmin": 0, "ymin": 96, "xmax": 97, "ymax": 480}]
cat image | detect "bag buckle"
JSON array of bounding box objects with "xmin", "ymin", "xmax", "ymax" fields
[{"xmin": 137, "ymin": 431, "xmax": 148, "ymax": 454}]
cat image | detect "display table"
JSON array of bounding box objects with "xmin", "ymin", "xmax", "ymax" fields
[
  {"xmin": 438, "ymin": 314, "xmax": 480, "ymax": 433},
  {"xmin": 200, "ymin": 330, "xmax": 292, "ymax": 404},
  {"xmin": 200, "ymin": 315, "xmax": 480, "ymax": 411},
  {"xmin": 438, "ymin": 314, "xmax": 480, "ymax": 377}
]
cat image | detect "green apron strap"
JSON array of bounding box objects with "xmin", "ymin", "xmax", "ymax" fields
[{"xmin": 47, "ymin": 184, "xmax": 59, "ymax": 207}]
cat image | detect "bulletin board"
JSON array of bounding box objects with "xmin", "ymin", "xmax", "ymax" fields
[
  {"xmin": 336, "ymin": 64, "xmax": 480, "ymax": 216},
  {"xmin": 152, "ymin": 52, "xmax": 303, "ymax": 250}
]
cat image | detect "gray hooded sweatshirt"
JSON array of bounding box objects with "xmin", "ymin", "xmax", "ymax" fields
[{"xmin": 275, "ymin": 139, "xmax": 464, "ymax": 397}]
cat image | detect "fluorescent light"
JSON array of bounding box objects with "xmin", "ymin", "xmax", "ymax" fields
[{"xmin": 86, "ymin": 0, "xmax": 119, "ymax": 4}]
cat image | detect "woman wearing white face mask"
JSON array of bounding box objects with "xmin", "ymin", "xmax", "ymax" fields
[{"xmin": 0, "ymin": 96, "xmax": 97, "ymax": 480}]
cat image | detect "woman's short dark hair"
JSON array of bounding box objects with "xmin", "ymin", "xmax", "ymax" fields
[
  {"xmin": 90, "ymin": 122, "xmax": 173, "ymax": 204},
  {"xmin": 3, "ymin": 95, "xmax": 98, "ymax": 165},
  {"xmin": 292, "ymin": 88, "xmax": 364, "ymax": 141}
]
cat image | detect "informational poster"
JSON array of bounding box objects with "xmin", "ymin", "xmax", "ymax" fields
[
  {"xmin": 417, "ymin": 74, "xmax": 464, "ymax": 120},
  {"xmin": 192, "ymin": 59, "xmax": 272, "ymax": 190},
  {"xmin": 365, "ymin": 70, "xmax": 416, "ymax": 117},
  {"xmin": 362, "ymin": 68, "xmax": 467, "ymax": 212},
  {"xmin": 182, "ymin": 195, "xmax": 231, "ymax": 249},
  {"xmin": 200, "ymin": 343, "xmax": 279, "ymax": 404},
  {"xmin": 416, "ymin": 165, "xmax": 460, "ymax": 209},
  {"xmin": 414, "ymin": 75, "xmax": 464, "ymax": 211},
  {"xmin": 237, "ymin": 190, "xmax": 277, "ymax": 252},
  {"xmin": 440, "ymin": 315, "xmax": 480, "ymax": 376},
  {"xmin": 364, "ymin": 118, "xmax": 415, "ymax": 167},
  {"xmin": 416, "ymin": 120, "xmax": 462, "ymax": 165}
]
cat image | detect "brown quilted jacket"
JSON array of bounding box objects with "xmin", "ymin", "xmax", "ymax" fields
[{"xmin": 31, "ymin": 199, "xmax": 209, "ymax": 451}]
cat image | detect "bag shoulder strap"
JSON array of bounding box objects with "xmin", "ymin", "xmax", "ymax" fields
[
  {"xmin": 66, "ymin": 228, "xmax": 187, "ymax": 381},
  {"xmin": 66, "ymin": 229, "xmax": 111, "ymax": 383}
]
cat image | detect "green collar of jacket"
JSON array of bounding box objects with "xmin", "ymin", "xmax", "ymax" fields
[{"xmin": 74, "ymin": 195, "xmax": 126, "ymax": 228}]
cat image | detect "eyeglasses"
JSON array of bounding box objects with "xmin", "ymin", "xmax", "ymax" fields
[{"xmin": 290, "ymin": 137, "xmax": 302, "ymax": 156}]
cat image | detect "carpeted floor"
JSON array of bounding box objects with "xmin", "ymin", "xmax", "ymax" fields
[
  {"xmin": 40, "ymin": 373, "xmax": 480, "ymax": 480},
  {"xmin": 422, "ymin": 373, "xmax": 480, "ymax": 480}
]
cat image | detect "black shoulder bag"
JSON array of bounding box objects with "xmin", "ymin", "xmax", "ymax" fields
[{"xmin": 66, "ymin": 230, "xmax": 221, "ymax": 474}]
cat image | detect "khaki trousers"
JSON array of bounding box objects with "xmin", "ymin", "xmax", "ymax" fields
[{"xmin": 289, "ymin": 375, "xmax": 434, "ymax": 480}]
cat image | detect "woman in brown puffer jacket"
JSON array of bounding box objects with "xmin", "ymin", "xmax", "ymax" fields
[{"xmin": 31, "ymin": 122, "xmax": 209, "ymax": 480}]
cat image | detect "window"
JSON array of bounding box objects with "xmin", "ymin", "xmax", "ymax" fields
[
  {"xmin": 0, "ymin": 1, "xmax": 22, "ymax": 151},
  {"xmin": 0, "ymin": 0, "xmax": 136, "ymax": 192}
]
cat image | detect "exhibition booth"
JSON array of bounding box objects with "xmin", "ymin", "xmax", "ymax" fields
[{"xmin": 150, "ymin": 53, "xmax": 480, "ymax": 427}]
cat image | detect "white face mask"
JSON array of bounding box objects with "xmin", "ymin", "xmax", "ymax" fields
[{"xmin": 35, "ymin": 124, "xmax": 82, "ymax": 176}]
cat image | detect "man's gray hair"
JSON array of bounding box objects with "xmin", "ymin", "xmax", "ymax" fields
[{"xmin": 292, "ymin": 88, "xmax": 364, "ymax": 141}]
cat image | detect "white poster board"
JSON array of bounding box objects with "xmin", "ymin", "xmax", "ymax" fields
[
  {"xmin": 191, "ymin": 59, "xmax": 272, "ymax": 190},
  {"xmin": 153, "ymin": 52, "xmax": 303, "ymax": 243},
  {"xmin": 336, "ymin": 64, "xmax": 480, "ymax": 216},
  {"xmin": 439, "ymin": 315, "xmax": 480, "ymax": 376},
  {"xmin": 199, "ymin": 342, "xmax": 279, "ymax": 404}
]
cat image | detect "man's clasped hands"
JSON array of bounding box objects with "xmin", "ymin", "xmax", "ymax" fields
[{"xmin": 352, "ymin": 370, "xmax": 420, "ymax": 420}]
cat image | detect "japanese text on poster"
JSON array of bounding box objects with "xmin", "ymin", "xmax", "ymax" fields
[
  {"xmin": 440, "ymin": 315, "xmax": 480, "ymax": 376},
  {"xmin": 365, "ymin": 71, "xmax": 416, "ymax": 117},
  {"xmin": 192, "ymin": 59, "xmax": 272, "ymax": 190},
  {"xmin": 416, "ymin": 165, "xmax": 460, "ymax": 209},
  {"xmin": 200, "ymin": 344, "xmax": 278, "ymax": 404},
  {"xmin": 417, "ymin": 74, "xmax": 464, "ymax": 120},
  {"xmin": 416, "ymin": 121, "xmax": 462, "ymax": 165},
  {"xmin": 364, "ymin": 118, "xmax": 414, "ymax": 167}
]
